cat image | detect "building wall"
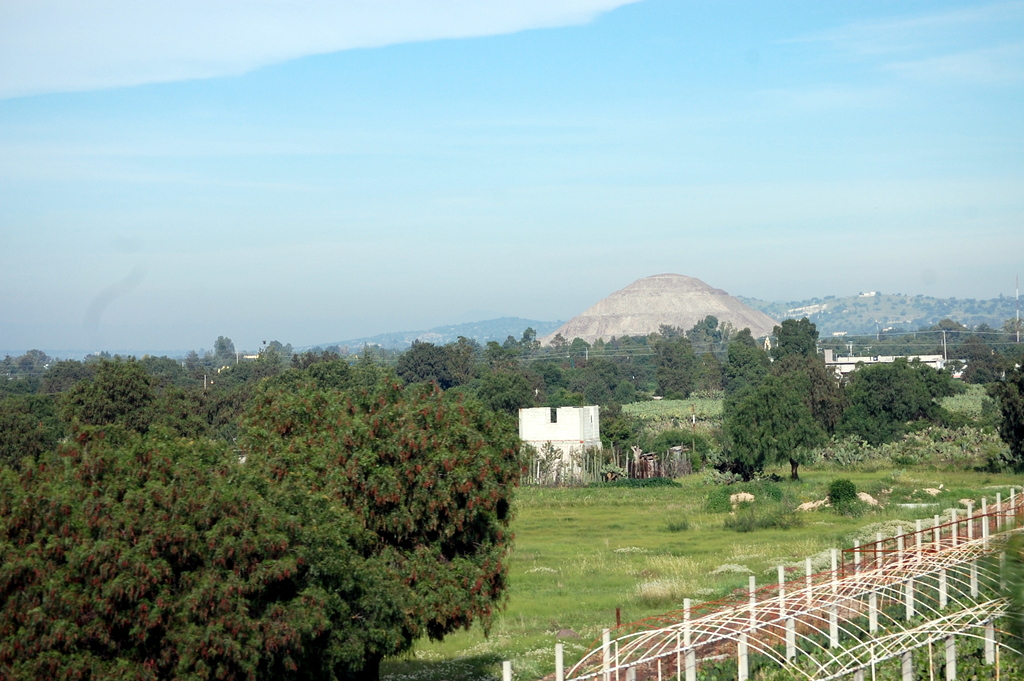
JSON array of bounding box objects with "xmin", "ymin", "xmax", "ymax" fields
[
  {"xmin": 823, "ymin": 348, "xmax": 946, "ymax": 376},
  {"xmin": 519, "ymin": 405, "xmax": 602, "ymax": 454}
]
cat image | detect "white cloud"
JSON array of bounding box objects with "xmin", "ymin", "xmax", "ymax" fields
[
  {"xmin": 0, "ymin": 0, "xmax": 641, "ymax": 99},
  {"xmin": 886, "ymin": 43, "xmax": 1024, "ymax": 85}
]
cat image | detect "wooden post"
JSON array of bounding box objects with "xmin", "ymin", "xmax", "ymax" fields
[
  {"xmin": 503, "ymin": 660, "xmax": 512, "ymax": 681},
  {"xmin": 556, "ymin": 644, "xmax": 564, "ymax": 681}
]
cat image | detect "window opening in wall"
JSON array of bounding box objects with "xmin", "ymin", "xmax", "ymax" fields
[{"xmin": 550, "ymin": 407, "xmax": 557, "ymax": 423}]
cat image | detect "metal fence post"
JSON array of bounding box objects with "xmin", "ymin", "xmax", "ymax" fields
[
  {"xmin": 945, "ymin": 635, "xmax": 956, "ymax": 681},
  {"xmin": 603, "ymin": 629, "xmax": 611, "ymax": 681}
]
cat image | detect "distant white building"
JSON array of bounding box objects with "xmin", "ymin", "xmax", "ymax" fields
[
  {"xmin": 518, "ymin": 406, "xmax": 601, "ymax": 462},
  {"xmin": 823, "ymin": 348, "xmax": 946, "ymax": 377}
]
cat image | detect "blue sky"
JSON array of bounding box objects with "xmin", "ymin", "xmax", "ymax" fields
[{"xmin": 1, "ymin": 0, "xmax": 1023, "ymax": 356}]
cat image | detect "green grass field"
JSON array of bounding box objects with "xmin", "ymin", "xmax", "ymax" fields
[{"xmin": 381, "ymin": 466, "xmax": 1022, "ymax": 681}]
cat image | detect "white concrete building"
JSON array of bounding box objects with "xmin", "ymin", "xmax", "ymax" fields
[
  {"xmin": 823, "ymin": 348, "xmax": 946, "ymax": 377},
  {"xmin": 518, "ymin": 406, "xmax": 601, "ymax": 462}
]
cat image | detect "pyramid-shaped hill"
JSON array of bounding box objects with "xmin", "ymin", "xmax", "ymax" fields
[{"xmin": 542, "ymin": 274, "xmax": 778, "ymax": 344}]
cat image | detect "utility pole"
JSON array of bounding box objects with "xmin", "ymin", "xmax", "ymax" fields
[
  {"xmin": 941, "ymin": 330, "xmax": 947, "ymax": 361},
  {"xmin": 1017, "ymin": 276, "xmax": 1020, "ymax": 343}
]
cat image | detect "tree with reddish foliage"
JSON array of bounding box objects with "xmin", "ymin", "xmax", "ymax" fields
[
  {"xmin": 240, "ymin": 375, "xmax": 522, "ymax": 679},
  {"xmin": 0, "ymin": 373, "xmax": 520, "ymax": 680}
]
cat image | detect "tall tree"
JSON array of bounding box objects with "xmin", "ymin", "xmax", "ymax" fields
[
  {"xmin": 839, "ymin": 359, "xmax": 958, "ymax": 445},
  {"xmin": 724, "ymin": 329, "xmax": 770, "ymax": 401},
  {"xmin": 724, "ymin": 373, "xmax": 826, "ymax": 480},
  {"xmin": 990, "ymin": 367, "xmax": 1024, "ymax": 472},
  {"xmin": 59, "ymin": 358, "xmax": 156, "ymax": 433},
  {"xmin": 241, "ymin": 377, "xmax": 521, "ymax": 678},
  {"xmin": 654, "ymin": 334, "xmax": 696, "ymax": 399},
  {"xmin": 772, "ymin": 317, "xmax": 818, "ymax": 360}
]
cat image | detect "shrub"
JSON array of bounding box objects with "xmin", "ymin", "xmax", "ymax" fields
[
  {"xmin": 665, "ymin": 518, "xmax": 690, "ymax": 532},
  {"xmin": 705, "ymin": 486, "xmax": 734, "ymax": 513},
  {"xmin": 827, "ymin": 478, "xmax": 858, "ymax": 506},
  {"xmin": 589, "ymin": 477, "xmax": 681, "ymax": 489},
  {"xmin": 723, "ymin": 505, "xmax": 802, "ymax": 533}
]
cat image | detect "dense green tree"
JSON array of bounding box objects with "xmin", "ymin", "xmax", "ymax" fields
[
  {"xmin": 725, "ymin": 373, "xmax": 827, "ymax": 480},
  {"xmin": 396, "ymin": 341, "xmax": 455, "ymax": 389},
  {"xmin": 772, "ymin": 317, "xmax": 818, "ymax": 360},
  {"xmin": 477, "ymin": 370, "xmax": 534, "ymax": 414},
  {"xmin": 0, "ymin": 427, "xmax": 377, "ymax": 680},
  {"xmin": 772, "ymin": 354, "xmax": 847, "ymax": 435},
  {"xmin": 839, "ymin": 359, "xmax": 958, "ymax": 445},
  {"xmin": 694, "ymin": 352, "xmax": 724, "ymax": 393},
  {"xmin": 958, "ymin": 335, "xmax": 1004, "ymax": 384},
  {"xmin": 241, "ymin": 377, "xmax": 521, "ymax": 678},
  {"xmin": 40, "ymin": 360, "xmax": 96, "ymax": 393},
  {"xmin": 724, "ymin": 329, "xmax": 770, "ymax": 401},
  {"xmin": 989, "ymin": 367, "xmax": 1024, "ymax": 472},
  {"xmin": 0, "ymin": 394, "xmax": 63, "ymax": 468},
  {"xmin": 653, "ymin": 334, "xmax": 696, "ymax": 399},
  {"xmin": 59, "ymin": 358, "xmax": 156, "ymax": 433},
  {"xmin": 214, "ymin": 335, "xmax": 236, "ymax": 364}
]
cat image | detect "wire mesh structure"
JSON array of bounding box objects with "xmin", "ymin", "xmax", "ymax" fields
[{"xmin": 555, "ymin": 491, "xmax": 1023, "ymax": 681}]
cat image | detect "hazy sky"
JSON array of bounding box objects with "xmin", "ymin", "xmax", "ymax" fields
[{"xmin": 2, "ymin": 0, "xmax": 1023, "ymax": 356}]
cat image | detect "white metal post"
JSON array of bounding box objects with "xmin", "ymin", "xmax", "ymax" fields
[
  {"xmin": 556, "ymin": 644, "xmax": 564, "ymax": 681},
  {"xmin": 906, "ymin": 575, "xmax": 915, "ymax": 620},
  {"xmin": 503, "ymin": 660, "xmax": 512, "ymax": 681},
  {"xmin": 786, "ymin": 617, "xmax": 796, "ymax": 661},
  {"xmin": 982, "ymin": 498, "xmax": 989, "ymax": 547},
  {"xmin": 738, "ymin": 633, "xmax": 748, "ymax": 681},
  {"xmin": 749, "ymin": 576, "xmax": 756, "ymax": 629},
  {"xmin": 945, "ymin": 635, "xmax": 956, "ymax": 681},
  {"xmin": 805, "ymin": 558, "xmax": 813, "ymax": 608},
  {"xmin": 901, "ymin": 651, "xmax": 913, "ymax": 681},
  {"xmin": 777, "ymin": 565, "xmax": 786, "ymax": 618},
  {"xmin": 603, "ymin": 629, "xmax": 611, "ymax": 681}
]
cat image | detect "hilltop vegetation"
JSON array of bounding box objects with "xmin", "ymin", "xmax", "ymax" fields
[{"xmin": 741, "ymin": 291, "xmax": 1021, "ymax": 338}]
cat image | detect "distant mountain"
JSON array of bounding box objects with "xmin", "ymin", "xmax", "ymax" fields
[
  {"xmin": 739, "ymin": 293, "xmax": 1019, "ymax": 336},
  {"xmin": 543, "ymin": 273, "xmax": 778, "ymax": 344},
  {"xmin": 312, "ymin": 317, "xmax": 564, "ymax": 352}
]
